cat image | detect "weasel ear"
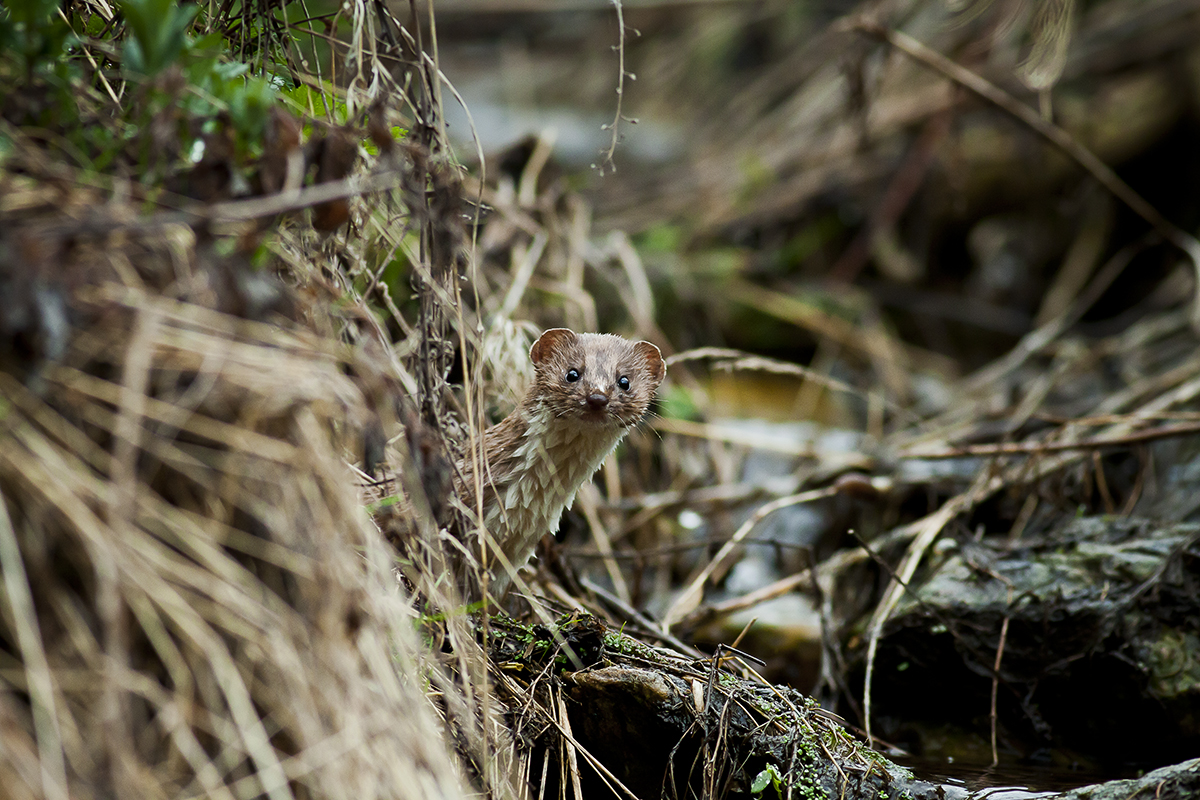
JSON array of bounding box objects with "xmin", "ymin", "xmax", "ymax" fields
[
  {"xmin": 634, "ymin": 341, "xmax": 666, "ymax": 386},
  {"xmin": 530, "ymin": 328, "xmax": 576, "ymax": 365}
]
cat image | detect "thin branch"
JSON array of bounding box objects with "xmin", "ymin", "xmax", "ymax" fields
[
  {"xmin": 902, "ymin": 420, "xmax": 1200, "ymax": 459},
  {"xmin": 662, "ymin": 487, "xmax": 836, "ymax": 631},
  {"xmin": 596, "ymin": 0, "xmax": 637, "ymax": 175}
]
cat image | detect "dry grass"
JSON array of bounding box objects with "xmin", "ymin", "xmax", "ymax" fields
[
  {"xmin": 0, "ymin": 3, "xmax": 527, "ymax": 797},
  {"xmin": 0, "ymin": 289, "xmax": 471, "ymax": 799}
]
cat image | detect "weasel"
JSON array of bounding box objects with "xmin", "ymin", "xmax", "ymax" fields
[{"xmin": 455, "ymin": 328, "xmax": 665, "ymax": 597}]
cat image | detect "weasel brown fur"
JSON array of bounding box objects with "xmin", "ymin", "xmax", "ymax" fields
[{"xmin": 455, "ymin": 328, "xmax": 665, "ymax": 596}]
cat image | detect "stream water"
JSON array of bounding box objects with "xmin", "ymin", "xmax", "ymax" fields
[{"xmin": 893, "ymin": 755, "xmax": 1146, "ymax": 796}]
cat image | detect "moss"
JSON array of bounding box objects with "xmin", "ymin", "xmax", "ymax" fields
[{"xmin": 602, "ymin": 630, "xmax": 661, "ymax": 661}]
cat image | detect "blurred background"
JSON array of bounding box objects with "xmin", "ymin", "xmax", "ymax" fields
[
  {"xmin": 418, "ymin": 0, "xmax": 1200, "ymax": 780},
  {"xmin": 433, "ymin": 0, "xmax": 1200, "ymax": 366}
]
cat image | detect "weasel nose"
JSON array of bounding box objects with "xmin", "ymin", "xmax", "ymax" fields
[{"xmin": 586, "ymin": 392, "xmax": 610, "ymax": 411}]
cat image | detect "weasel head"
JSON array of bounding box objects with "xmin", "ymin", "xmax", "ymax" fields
[{"xmin": 529, "ymin": 328, "xmax": 665, "ymax": 429}]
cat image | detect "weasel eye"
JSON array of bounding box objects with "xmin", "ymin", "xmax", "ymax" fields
[
  {"xmin": 566, "ymin": 368, "xmax": 581, "ymax": 383},
  {"xmin": 617, "ymin": 376, "xmax": 631, "ymax": 391}
]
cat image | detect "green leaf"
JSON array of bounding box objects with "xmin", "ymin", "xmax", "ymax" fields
[
  {"xmin": 3, "ymin": 0, "xmax": 58, "ymax": 29},
  {"xmin": 751, "ymin": 769, "xmax": 773, "ymax": 795},
  {"xmin": 751, "ymin": 764, "xmax": 783, "ymax": 798},
  {"xmin": 0, "ymin": 0, "xmax": 72, "ymax": 73},
  {"xmin": 121, "ymin": 0, "xmax": 198, "ymax": 76},
  {"xmin": 657, "ymin": 384, "xmax": 700, "ymax": 422},
  {"xmin": 637, "ymin": 223, "xmax": 683, "ymax": 255}
]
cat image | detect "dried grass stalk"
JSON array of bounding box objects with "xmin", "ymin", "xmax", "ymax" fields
[{"xmin": 0, "ymin": 278, "xmax": 473, "ymax": 799}]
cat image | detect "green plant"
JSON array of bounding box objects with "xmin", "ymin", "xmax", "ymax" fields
[
  {"xmin": 752, "ymin": 763, "xmax": 784, "ymax": 799},
  {"xmin": 121, "ymin": 0, "xmax": 198, "ymax": 77},
  {"xmin": 0, "ymin": 0, "xmax": 73, "ymax": 79},
  {"xmin": 181, "ymin": 39, "xmax": 279, "ymax": 143}
]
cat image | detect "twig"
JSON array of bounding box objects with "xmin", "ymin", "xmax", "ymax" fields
[
  {"xmin": 27, "ymin": 167, "xmax": 408, "ymax": 240},
  {"xmin": 578, "ymin": 485, "xmax": 632, "ymax": 606},
  {"xmin": 902, "ymin": 420, "xmax": 1200, "ymax": 459},
  {"xmin": 571, "ymin": 534, "xmax": 813, "ymax": 560},
  {"xmin": 556, "ymin": 688, "xmax": 586, "ymax": 800},
  {"xmin": 666, "ymin": 347, "xmax": 860, "ymax": 397},
  {"xmin": 0, "ymin": 488, "xmax": 69, "ymax": 800},
  {"xmin": 662, "ymin": 488, "xmax": 835, "ymax": 631},
  {"xmin": 579, "ymin": 577, "xmax": 702, "ymax": 658},
  {"xmin": 673, "ymin": 569, "xmax": 811, "ymax": 632},
  {"xmin": 525, "ymin": 682, "xmax": 640, "ymax": 800},
  {"xmin": 990, "ymin": 600, "xmax": 1012, "ymax": 767},
  {"xmin": 828, "ymin": 108, "xmax": 953, "ymax": 283},
  {"xmin": 860, "ymin": 478, "xmax": 988, "ymax": 744},
  {"xmin": 596, "ymin": 0, "xmax": 638, "ymax": 174}
]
